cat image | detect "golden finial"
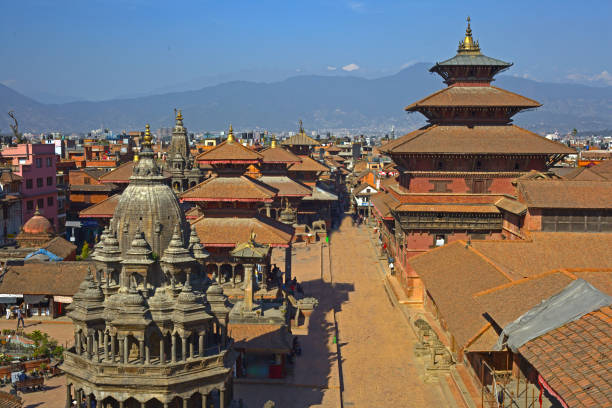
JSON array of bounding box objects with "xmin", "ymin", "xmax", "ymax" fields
[
  {"xmin": 458, "ymin": 16, "xmax": 481, "ymax": 55},
  {"xmin": 270, "ymin": 134, "xmax": 277, "ymax": 148},
  {"xmin": 249, "ymin": 229, "xmax": 256, "ymax": 246},
  {"xmin": 175, "ymin": 109, "xmax": 183, "ymax": 127},
  {"xmin": 227, "ymin": 124, "xmax": 235, "ymax": 143},
  {"xmin": 143, "ymin": 123, "xmax": 152, "ymax": 146},
  {"xmin": 133, "ymin": 153, "xmax": 139, "ymax": 162}
]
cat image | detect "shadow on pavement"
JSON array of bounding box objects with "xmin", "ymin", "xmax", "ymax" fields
[{"xmin": 234, "ymin": 278, "xmax": 354, "ymax": 407}]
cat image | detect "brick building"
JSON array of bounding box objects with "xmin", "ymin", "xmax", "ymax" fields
[
  {"xmin": 0, "ymin": 144, "xmax": 59, "ymax": 230},
  {"xmin": 373, "ymin": 19, "xmax": 573, "ymax": 297}
]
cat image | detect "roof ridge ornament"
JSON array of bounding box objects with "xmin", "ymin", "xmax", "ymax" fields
[
  {"xmin": 458, "ymin": 16, "xmax": 481, "ymax": 55},
  {"xmin": 227, "ymin": 124, "xmax": 235, "ymax": 143},
  {"xmin": 143, "ymin": 124, "xmax": 153, "ymax": 147}
]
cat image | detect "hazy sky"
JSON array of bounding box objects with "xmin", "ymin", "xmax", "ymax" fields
[{"xmin": 1, "ymin": 0, "xmax": 610, "ymax": 101}]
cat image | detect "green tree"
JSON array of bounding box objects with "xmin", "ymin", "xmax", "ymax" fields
[{"xmin": 80, "ymin": 242, "xmax": 90, "ymax": 260}]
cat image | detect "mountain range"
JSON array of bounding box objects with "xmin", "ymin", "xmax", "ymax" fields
[{"xmin": 1, "ymin": 63, "xmax": 611, "ymax": 135}]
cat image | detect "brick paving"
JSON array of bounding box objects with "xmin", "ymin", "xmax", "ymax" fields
[
  {"xmin": 328, "ymin": 217, "xmax": 449, "ymax": 408},
  {"xmin": 0, "ymin": 216, "xmax": 453, "ymax": 407}
]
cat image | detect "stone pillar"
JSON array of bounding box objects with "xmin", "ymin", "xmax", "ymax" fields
[
  {"xmin": 163, "ymin": 403, "xmax": 168, "ymax": 408},
  {"xmin": 86, "ymin": 394, "xmax": 92, "ymax": 408},
  {"xmin": 160, "ymin": 338, "xmax": 165, "ymax": 364},
  {"xmin": 145, "ymin": 340, "xmax": 150, "ymax": 364},
  {"xmin": 119, "ymin": 400, "xmax": 124, "ymax": 408},
  {"xmin": 181, "ymin": 336, "xmax": 188, "ymax": 361},
  {"xmin": 75, "ymin": 333, "xmax": 81, "ymax": 355},
  {"xmin": 139, "ymin": 339, "xmax": 145, "ymax": 364},
  {"xmin": 171, "ymin": 335, "xmax": 177, "ymax": 363},
  {"xmin": 285, "ymin": 245, "xmax": 292, "ymax": 284},
  {"xmin": 123, "ymin": 337, "xmax": 129, "ymax": 364},
  {"xmin": 220, "ymin": 388, "xmax": 226, "ymax": 408},
  {"xmin": 189, "ymin": 336, "xmax": 194, "ymax": 359},
  {"xmin": 183, "ymin": 397, "xmax": 189, "ymax": 408},
  {"xmin": 244, "ymin": 264, "xmax": 254, "ymax": 312},
  {"xmin": 92, "ymin": 336, "xmax": 98, "ymax": 362},
  {"xmin": 65, "ymin": 383, "xmax": 72, "ymax": 408},
  {"xmin": 111, "ymin": 335, "xmax": 116, "ymax": 362},
  {"xmin": 201, "ymin": 393, "xmax": 208, "ymax": 408},
  {"xmin": 140, "ymin": 401, "xmax": 145, "ymax": 408},
  {"xmin": 76, "ymin": 390, "xmax": 82, "ymax": 407},
  {"xmin": 87, "ymin": 335, "xmax": 93, "ymax": 360},
  {"xmin": 103, "ymin": 332, "xmax": 109, "ymax": 361},
  {"xmin": 265, "ymin": 202, "xmax": 271, "ymax": 217},
  {"xmin": 198, "ymin": 334, "xmax": 204, "ymax": 357}
]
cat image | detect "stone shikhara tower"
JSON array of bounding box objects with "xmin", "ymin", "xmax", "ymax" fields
[
  {"xmin": 168, "ymin": 110, "xmax": 204, "ymax": 193},
  {"xmin": 63, "ymin": 124, "xmax": 235, "ymax": 408}
]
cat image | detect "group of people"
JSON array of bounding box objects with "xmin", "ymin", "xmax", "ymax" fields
[{"xmin": 351, "ymin": 213, "xmax": 365, "ymax": 227}]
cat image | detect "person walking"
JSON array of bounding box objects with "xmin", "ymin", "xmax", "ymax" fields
[{"xmin": 16, "ymin": 307, "xmax": 25, "ymax": 329}]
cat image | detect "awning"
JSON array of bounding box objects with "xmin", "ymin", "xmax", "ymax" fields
[
  {"xmin": 0, "ymin": 297, "xmax": 18, "ymax": 304},
  {"xmin": 53, "ymin": 296, "xmax": 73, "ymax": 304},
  {"xmin": 24, "ymin": 294, "xmax": 48, "ymax": 304}
]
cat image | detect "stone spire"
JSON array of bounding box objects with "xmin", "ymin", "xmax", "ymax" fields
[{"xmin": 188, "ymin": 226, "xmax": 210, "ymax": 262}]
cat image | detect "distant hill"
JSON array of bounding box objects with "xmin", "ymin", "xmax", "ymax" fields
[{"xmin": 1, "ymin": 63, "xmax": 611, "ymax": 134}]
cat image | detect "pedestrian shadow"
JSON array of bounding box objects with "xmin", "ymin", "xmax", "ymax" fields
[{"xmin": 234, "ymin": 278, "xmax": 354, "ymax": 408}]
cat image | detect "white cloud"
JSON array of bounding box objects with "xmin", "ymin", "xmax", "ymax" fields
[
  {"xmin": 566, "ymin": 70, "xmax": 612, "ymax": 85},
  {"xmin": 327, "ymin": 66, "xmax": 337, "ymax": 71},
  {"xmin": 347, "ymin": 1, "xmax": 365, "ymax": 13},
  {"xmin": 0, "ymin": 79, "xmax": 16, "ymax": 87},
  {"xmin": 400, "ymin": 61, "xmax": 418, "ymax": 69},
  {"xmin": 342, "ymin": 63, "xmax": 360, "ymax": 72}
]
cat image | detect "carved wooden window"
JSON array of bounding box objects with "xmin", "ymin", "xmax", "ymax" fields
[{"xmin": 472, "ymin": 180, "xmax": 486, "ymax": 194}]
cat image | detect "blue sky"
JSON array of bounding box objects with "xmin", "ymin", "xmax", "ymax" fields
[{"xmin": 1, "ymin": 0, "xmax": 610, "ymax": 101}]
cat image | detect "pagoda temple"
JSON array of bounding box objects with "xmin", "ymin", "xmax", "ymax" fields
[
  {"xmin": 180, "ymin": 125, "xmax": 295, "ymax": 296},
  {"xmin": 374, "ymin": 18, "xmax": 574, "ymax": 297}
]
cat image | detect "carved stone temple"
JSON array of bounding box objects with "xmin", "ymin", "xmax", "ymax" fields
[{"xmin": 62, "ymin": 124, "xmax": 235, "ymax": 408}]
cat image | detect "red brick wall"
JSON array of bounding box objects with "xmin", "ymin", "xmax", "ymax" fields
[{"xmin": 525, "ymin": 208, "xmax": 542, "ymax": 231}]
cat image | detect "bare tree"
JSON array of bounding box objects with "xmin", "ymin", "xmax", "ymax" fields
[{"xmin": 7, "ymin": 111, "xmax": 23, "ymax": 143}]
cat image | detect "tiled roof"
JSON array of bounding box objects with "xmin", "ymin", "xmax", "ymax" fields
[
  {"xmin": 259, "ymin": 146, "xmax": 302, "ymax": 164},
  {"xmin": 410, "ymin": 233, "xmax": 612, "ymax": 352},
  {"xmin": 470, "ymin": 233, "xmax": 612, "ymax": 280},
  {"xmin": 83, "ymin": 169, "xmax": 107, "ymax": 180},
  {"xmin": 42, "ymin": 236, "xmax": 77, "ymax": 259},
  {"xmin": 433, "ymin": 53, "xmax": 512, "ymax": 67},
  {"xmin": 518, "ymin": 180, "xmax": 612, "ymax": 209},
  {"xmin": 405, "ymin": 86, "xmax": 540, "ymax": 111},
  {"xmin": 69, "ymin": 184, "xmax": 117, "ymax": 192},
  {"xmin": 98, "ymin": 161, "xmax": 170, "ymax": 183},
  {"xmin": 228, "ymin": 323, "xmax": 292, "ymax": 352},
  {"xmin": 281, "ymin": 132, "xmax": 320, "ymax": 147},
  {"xmin": 195, "ymin": 140, "xmax": 262, "ymax": 163},
  {"xmin": 381, "ymin": 125, "xmax": 575, "ymax": 155},
  {"xmin": 190, "ymin": 215, "xmax": 294, "ymax": 247},
  {"xmin": 79, "ymin": 194, "xmax": 120, "ymax": 218},
  {"xmin": 99, "ymin": 161, "xmax": 135, "ymax": 183},
  {"xmin": 288, "ymin": 156, "xmax": 329, "ymax": 172},
  {"xmin": 0, "ymin": 171, "xmax": 22, "ymax": 183},
  {"xmin": 475, "ymin": 270, "xmax": 612, "ymax": 332},
  {"xmin": 564, "ymin": 161, "xmax": 612, "ymax": 181},
  {"xmin": 495, "ymin": 197, "xmax": 527, "ymax": 215},
  {"xmin": 519, "ymin": 306, "xmax": 612, "ymax": 408},
  {"xmin": 180, "ymin": 176, "xmax": 277, "ymax": 202},
  {"xmin": 371, "ymin": 192, "xmax": 399, "ymax": 219},
  {"xmin": 411, "ymin": 242, "xmax": 511, "ymax": 351},
  {"xmin": 258, "ymin": 176, "xmax": 311, "ymax": 197},
  {"xmin": 0, "ymin": 261, "xmax": 94, "ymax": 296}
]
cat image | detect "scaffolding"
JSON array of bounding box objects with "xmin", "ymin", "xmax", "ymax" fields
[{"xmin": 480, "ymin": 360, "xmax": 548, "ymax": 408}]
